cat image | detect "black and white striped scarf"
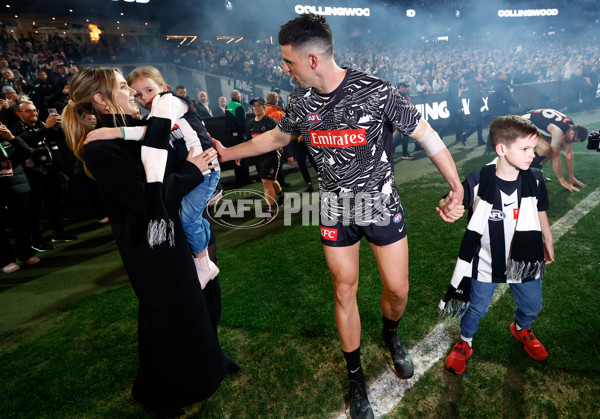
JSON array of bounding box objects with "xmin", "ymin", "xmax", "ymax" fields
[
  {"xmin": 438, "ymin": 162, "xmax": 546, "ymax": 318},
  {"xmin": 140, "ymin": 102, "xmax": 175, "ymax": 249}
]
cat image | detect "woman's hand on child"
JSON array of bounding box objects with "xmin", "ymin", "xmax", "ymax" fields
[
  {"xmin": 187, "ymin": 147, "xmax": 219, "ymax": 172},
  {"xmin": 84, "ymin": 127, "xmax": 122, "ymax": 144}
]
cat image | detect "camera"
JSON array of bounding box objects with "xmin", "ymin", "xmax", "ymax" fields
[{"xmin": 586, "ymin": 129, "xmax": 600, "ymax": 152}]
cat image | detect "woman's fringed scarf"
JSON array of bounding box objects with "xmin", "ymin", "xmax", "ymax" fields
[
  {"xmin": 438, "ymin": 162, "xmax": 546, "ymax": 319},
  {"xmin": 140, "ymin": 93, "xmax": 176, "ymax": 248}
]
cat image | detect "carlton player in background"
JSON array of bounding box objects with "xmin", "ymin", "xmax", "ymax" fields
[
  {"xmin": 213, "ymin": 13, "xmax": 464, "ymax": 419},
  {"xmin": 521, "ymin": 108, "xmax": 588, "ymax": 192}
]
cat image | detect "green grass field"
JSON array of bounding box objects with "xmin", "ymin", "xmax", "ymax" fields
[{"xmin": 1, "ymin": 112, "xmax": 599, "ymax": 418}]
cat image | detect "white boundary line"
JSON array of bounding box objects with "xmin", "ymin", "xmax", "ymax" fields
[{"xmin": 337, "ymin": 187, "xmax": 600, "ymax": 418}]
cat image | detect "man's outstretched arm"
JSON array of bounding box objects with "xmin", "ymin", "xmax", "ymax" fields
[{"xmin": 213, "ymin": 125, "xmax": 292, "ymax": 162}]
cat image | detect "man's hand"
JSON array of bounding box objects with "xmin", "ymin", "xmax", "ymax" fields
[
  {"xmin": 559, "ymin": 179, "xmax": 581, "ymax": 192},
  {"xmin": 84, "ymin": 127, "xmax": 122, "ymax": 144},
  {"xmin": 44, "ymin": 113, "xmax": 60, "ymax": 129},
  {"xmin": 212, "ymin": 138, "xmax": 230, "ymax": 163},
  {"xmin": 0, "ymin": 124, "xmax": 14, "ymax": 140},
  {"xmin": 436, "ymin": 190, "xmax": 465, "ymax": 223},
  {"xmin": 569, "ymin": 176, "xmax": 586, "ymax": 188}
]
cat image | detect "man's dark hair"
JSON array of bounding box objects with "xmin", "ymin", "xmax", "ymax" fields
[
  {"xmin": 278, "ymin": 13, "xmax": 334, "ymax": 57},
  {"xmin": 490, "ymin": 115, "xmax": 540, "ymax": 148},
  {"xmin": 571, "ymin": 125, "xmax": 588, "ymax": 142},
  {"xmin": 175, "ymin": 85, "xmax": 186, "ymax": 91}
]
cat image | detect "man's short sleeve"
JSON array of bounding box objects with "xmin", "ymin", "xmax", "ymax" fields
[
  {"xmin": 384, "ymin": 83, "xmax": 422, "ymax": 136},
  {"xmin": 278, "ymin": 95, "xmax": 302, "ymax": 136}
]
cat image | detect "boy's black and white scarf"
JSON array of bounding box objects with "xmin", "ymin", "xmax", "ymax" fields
[{"xmin": 438, "ymin": 162, "xmax": 546, "ymax": 318}]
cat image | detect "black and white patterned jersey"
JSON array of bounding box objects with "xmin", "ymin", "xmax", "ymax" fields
[
  {"xmin": 278, "ymin": 69, "xmax": 421, "ymax": 224},
  {"xmin": 462, "ymin": 169, "xmax": 549, "ymax": 283}
]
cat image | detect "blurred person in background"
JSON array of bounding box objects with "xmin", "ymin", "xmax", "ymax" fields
[{"xmin": 0, "ymin": 122, "xmax": 40, "ymax": 273}]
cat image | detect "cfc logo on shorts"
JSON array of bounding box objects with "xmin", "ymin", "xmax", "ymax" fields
[
  {"xmin": 320, "ymin": 226, "xmax": 338, "ymax": 241},
  {"xmin": 393, "ymin": 213, "xmax": 403, "ymax": 223}
]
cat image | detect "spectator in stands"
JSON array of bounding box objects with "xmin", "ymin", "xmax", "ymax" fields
[
  {"xmin": 1, "ymin": 68, "xmax": 28, "ymax": 95},
  {"xmin": 439, "ymin": 69, "xmax": 465, "ymax": 145},
  {"xmin": 46, "ymin": 83, "xmax": 70, "ymax": 115},
  {"xmin": 0, "ymin": 86, "xmax": 20, "ymax": 127},
  {"xmin": 213, "ymin": 96, "xmax": 227, "ymax": 116},
  {"xmin": 11, "ymin": 101, "xmax": 75, "ymax": 251},
  {"xmin": 226, "ymin": 89, "xmax": 249, "ymax": 184},
  {"xmin": 196, "ymin": 90, "xmax": 213, "ymax": 118},
  {"xmin": 485, "ymin": 71, "xmax": 520, "ymax": 151},
  {"xmin": 30, "ymin": 70, "xmax": 54, "ymax": 111},
  {"xmin": 462, "ymin": 72, "xmax": 486, "ymax": 146},
  {"xmin": 265, "ymin": 92, "xmax": 284, "ymax": 122},
  {"xmin": 48, "ymin": 63, "xmax": 71, "ymax": 94},
  {"xmin": 432, "ymin": 71, "xmax": 448, "ymax": 93},
  {"xmin": 0, "ymin": 122, "xmax": 40, "ymax": 273},
  {"xmin": 415, "ymin": 74, "xmax": 433, "ymax": 95},
  {"xmin": 174, "ymin": 85, "xmax": 188, "ymax": 99}
]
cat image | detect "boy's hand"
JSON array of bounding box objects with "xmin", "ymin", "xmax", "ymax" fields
[
  {"xmin": 85, "ymin": 127, "xmax": 122, "ymax": 144},
  {"xmin": 543, "ymin": 240, "xmax": 554, "ymax": 265}
]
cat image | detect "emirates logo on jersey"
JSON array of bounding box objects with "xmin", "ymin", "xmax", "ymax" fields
[{"xmin": 309, "ymin": 129, "xmax": 367, "ymax": 148}]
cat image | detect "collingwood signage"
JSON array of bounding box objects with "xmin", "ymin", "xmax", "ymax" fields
[
  {"xmin": 498, "ymin": 9, "xmax": 559, "ymax": 17},
  {"xmin": 295, "ymin": 4, "xmax": 370, "ymax": 16}
]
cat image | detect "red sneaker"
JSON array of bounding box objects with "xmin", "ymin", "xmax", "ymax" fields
[
  {"xmin": 510, "ymin": 322, "xmax": 548, "ymax": 361},
  {"xmin": 445, "ymin": 339, "xmax": 473, "ymax": 375}
]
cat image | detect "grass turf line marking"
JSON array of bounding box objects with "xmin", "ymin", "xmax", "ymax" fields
[{"xmin": 337, "ymin": 187, "xmax": 600, "ymax": 418}]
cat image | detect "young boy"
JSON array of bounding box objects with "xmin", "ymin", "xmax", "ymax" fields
[{"xmin": 439, "ymin": 115, "xmax": 555, "ymax": 375}]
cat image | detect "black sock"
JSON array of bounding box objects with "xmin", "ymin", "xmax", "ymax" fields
[
  {"xmin": 382, "ymin": 315, "xmax": 400, "ymax": 343},
  {"xmin": 343, "ymin": 347, "xmax": 365, "ymax": 384}
]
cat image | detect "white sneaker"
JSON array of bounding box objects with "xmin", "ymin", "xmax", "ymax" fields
[
  {"xmin": 207, "ymin": 258, "xmax": 220, "ymax": 281},
  {"xmin": 194, "ymin": 256, "xmax": 219, "ymax": 289}
]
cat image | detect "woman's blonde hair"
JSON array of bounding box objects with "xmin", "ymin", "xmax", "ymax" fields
[
  {"xmin": 126, "ymin": 65, "xmax": 171, "ymax": 91},
  {"xmin": 61, "ymin": 66, "xmax": 128, "ymax": 176}
]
